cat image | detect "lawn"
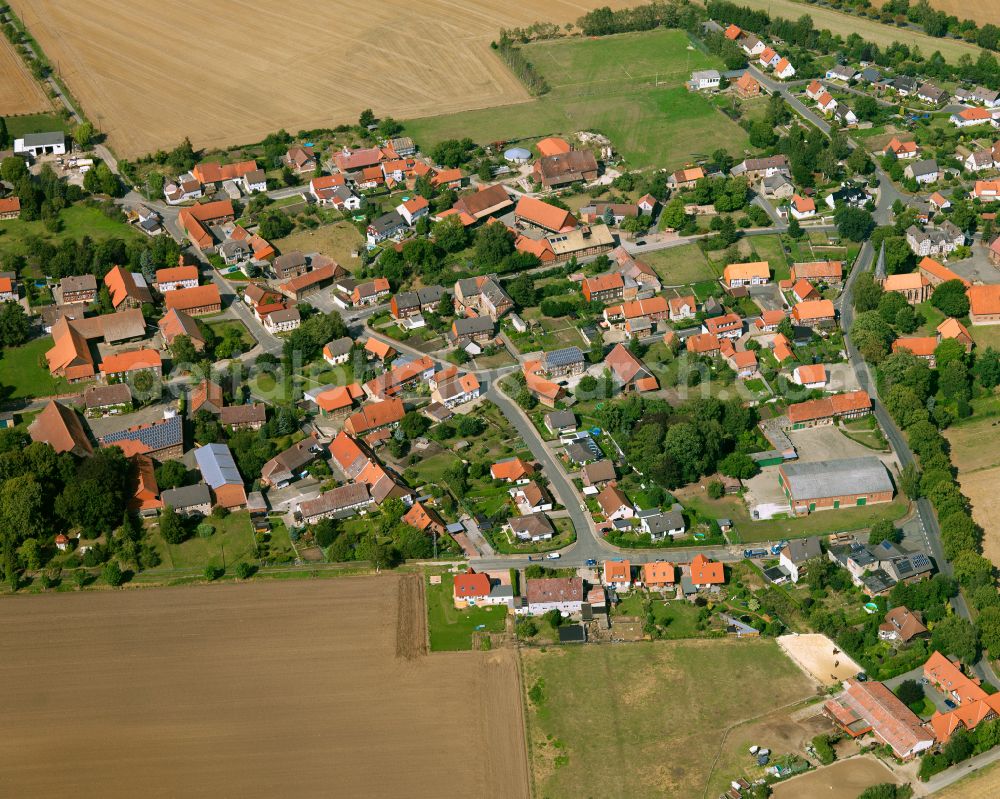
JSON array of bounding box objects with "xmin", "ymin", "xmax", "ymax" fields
[
  {"xmin": 404, "ymin": 29, "xmax": 750, "ymax": 170},
  {"xmin": 642, "ymin": 243, "xmax": 718, "ymax": 287},
  {"xmin": 273, "ymin": 220, "xmax": 364, "ymax": 269},
  {"xmin": 677, "ymin": 485, "xmax": 909, "ymax": 544},
  {"xmin": 146, "ymin": 510, "xmax": 258, "ymax": 571},
  {"xmin": 4, "ymin": 112, "xmax": 71, "ymax": 138},
  {"xmin": 426, "ymin": 572, "xmax": 508, "ymax": 651},
  {"xmin": 203, "ymin": 319, "xmax": 256, "ymax": 348},
  {"xmin": 0, "ymin": 336, "xmax": 79, "ymax": 400},
  {"xmin": 613, "ymin": 594, "xmax": 704, "ymax": 639},
  {"xmin": 521, "ymin": 639, "xmax": 813, "ymax": 798},
  {"xmin": 971, "ymin": 324, "xmax": 1000, "ymax": 351},
  {"xmin": 750, "ymin": 234, "xmax": 791, "ymax": 281},
  {"xmin": 0, "ymin": 203, "xmax": 145, "ymax": 261}
]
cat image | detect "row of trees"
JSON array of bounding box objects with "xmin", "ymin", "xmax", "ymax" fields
[{"xmin": 493, "ymin": 35, "xmax": 549, "ymax": 96}]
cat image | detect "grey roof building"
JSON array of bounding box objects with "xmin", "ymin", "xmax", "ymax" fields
[
  {"xmin": 160, "ymin": 482, "xmax": 212, "ymax": 513},
  {"xmin": 84, "ymin": 383, "xmax": 132, "ymax": 410},
  {"xmin": 194, "ymin": 442, "xmax": 244, "ymax": 489},
  {"xmin": 779, "ymin": 457, "xmax": 893, "ymax": 502}
]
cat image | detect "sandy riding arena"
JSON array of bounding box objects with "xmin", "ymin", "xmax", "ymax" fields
[
  {"xmin": 777, "ymin": 633, "xmax": 862, "ymax": 687},
  {"xmin": 0, "ymin": 575, "xmax": 529, "ymax": 798},
  {"xmin": 0, "ymin": 35, "xmax": 50, "ymax": 116},
  {"xmin": 10, "ymin": 0, "xmax": 630, "ymax": 158},
  {"xmin": 771, "ymin": 756, "xmax": 899, "ymax": 799}
]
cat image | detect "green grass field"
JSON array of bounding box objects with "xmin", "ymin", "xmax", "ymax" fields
[
  {"xmin": 0, "ymin": 336, "xmax": 78, "ymax": 400},
  {"xmin": 522, "ymin": 639, "xmax": 812, "ymax": 798},
  {"xmin": 0, "ymin": 203, "xmax": 144, "ymax": 261},
  {"xmin": 404, "ymin": 29, "xmax": 750, "ymax": 170},
  {"xmin": 642, "ymin": 243, "xmax": 718, "ymax": 286},
  {"xmin": 750, "ymin": 234, "xmax": 792, "ymax": 281},
  {"xmin": 971, "ymin": 324, "xmax": 1000, "ymax": 351},
  {"xmin": 426, "ymin": 572, "xmax": 508, "ymax": 651},
  {"xmin": 4, "ymin": 113, "xmax": 71, "ymax": 138},
  {"xmin": 147, "ymin": 510, "xmax": 257, "ymax": 571}
]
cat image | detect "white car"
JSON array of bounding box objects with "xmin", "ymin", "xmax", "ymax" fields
[{"xmin": 546, "ymin": 553, "xmax": 561, "ymax": 560}]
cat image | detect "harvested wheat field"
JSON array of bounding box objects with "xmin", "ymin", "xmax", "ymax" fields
[
  {"xmin": 932, "ymin": 760, "xmax": 1000, "ymax": 797},
  {"xmin": 777, "ymin": 633, "xmax": 862, "ymax": 687},
  {"xmin": 945, "ymin": 417, "xmax": 1000, "ymax": 567},
  {"xmin": 0, "ymin": 35, "xmax": 50, "ymax": 116},
  {"xmin": 0, "ymin": 574, "xmax": 529, "ymax": 798},
  {"xmin": 874, "ymin": 0, "xmax": 1000, "ymax": 27},
  {"xmin": 10, "ymin": 0, "xmax": 629, "ymax": 158}
]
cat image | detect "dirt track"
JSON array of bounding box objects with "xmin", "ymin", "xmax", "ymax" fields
[
  {"xmin": 10, "ymin": 0, "xmax": 630, "ymax": 158},
  {"xmin": 0, "ymin": 35, "xmax": 50, "ymax": 116},
  {"xmin": 0, "ymin": 576, "xmax": 529, "ymax": 798}
]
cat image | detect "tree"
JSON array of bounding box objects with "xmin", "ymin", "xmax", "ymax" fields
[
  {"xmin": 258, "ymin": 210, "xmax": 293, "ymax": 240},
  {"xmin": 868, "ymin": 519, "xmax": 902, "ymax": 546},
  {"xmin": 102, "ymin": 560, "xmax": 124, "ymax": 587},
  {"xmin": 0, "ymin": 301, "xmax": 30, "ymax": 347},
  {"xmin": 0, "ymin": 117, "xmax": 8, "ymax": 149},
  {"xmin": 356, "ymin": 533, "xmax": 395, "ymax": 570},
  {"xmin": 857, "ymin": 785, "xmax": 906, "ymax": 799},
  {"xmin": 850, "ymin": 311, "xmax": 894, "ymax": 363},
  {"xmin": 939, "ymin": 360, "xmax": 970, "ymax": 401},
  {"xmin": 235, "ymin": 561, "xmax": 254, "ymax": 580},
  {"xmin": 835, "ymin": 206, "xmax": 875, "ymax": 241},
  {"xmin": 661, "ymin": 198, "xmax": 687, "ymax": 230},
  {"xmin": 786, "ymin": 217, "xmax": 803, "ymax": 239},
  {"xmin": 852, "ymin": 272, "xmax": 883, "ymax": 312},
  {"xmin": 895, "ymin": 679, "xmax": 923, "ymax": 707},
  {"xmin": 975, "ymin": 346, "xmax": 1000, "ymax": 389},
  {"xmin": 931, "ymin": 614, "xmax": 978, "ymax": 664},
  {"xmin": 474, "ymin": 221, "xmax": 515, "ymax": 267},
  {"xmin": 900, "ymin": 462, "xmax": 921, "ymax": 499},
  {"xmin": 707, "ymin": 480, "xmax": 724, "ymax": 499},
  {"xmin": 399, "ymin": 411, "xmax": 430, "ymax": 440},
  {"xmin": 358, "ymin": 108, "xmax": 375, "ymax": 128},
  {"xmin": 976, "ymin": 606, "xmax": 1000, "ymax": 657},
  {"xmin": 74, "ymin": 122, "xmax": 94, "ymax": 148},
  {"xmin": 854, "ymin": 96, "xmax": 880, "ymax": 122},
  {"xmin": 169, "ymin": 334, "xmax": 200, "ymax": 367},
  {"xmin": 718, "ymin": 452, "xmax": 757, "ymax": 479},
  {"xmin": 749, "ymin": 121, "xmax": 777, "ymax": 149},
  {"xmin": 159, "ymin": 505, "xmax": 186, "ymax": 545},
  {"xmin": 931, "ymin": 279, "xmax": 971, "ymax": 318},
  {"xmin": 953, "ymin": 550, "xmax": 993, "ymax": 589},
  {"xmin": 433, "ymin": 215, "xmax": 469, "ymax": 252}
]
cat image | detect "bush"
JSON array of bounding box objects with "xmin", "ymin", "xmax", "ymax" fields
[
  {"xmin": 102, "ymin": 561, "xmax": 124, "ymax": 587},
  {"xmin": 203, "ymin": 565, "xmax": 222, "ymax": 581},
  {"xmin": 811, "ymin": 734, "xmax": 835, "ymax": 765},
  {"xmin": 234, "ymin": 562, "xmax": 255, "ymax": 580},
  {"xmin": 707, "ymin": 480, "xmax": 725, "ymax": 499},
  {"xmin": 196, "ymin": 522, "xmax": 215, "ymax": 539}
]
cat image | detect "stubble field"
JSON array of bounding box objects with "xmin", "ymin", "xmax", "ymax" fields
[
  {"xmin": 0, "ymin": 574, "xmax": 529, "ymax": 798},
  {"xmin": 0, "ymin": 34, "xmax": 50, "ymax": 116},
  {"xmin": 8, "ymin": 0, "xmax": 629, "ymax": 158},
  {"xmin": 945, "ymin": 415, "xmax": 1000, "ymax": 566},
  {"xmin": 874, "ymin": 0, "xmax": 1000, "ymax": 27}
]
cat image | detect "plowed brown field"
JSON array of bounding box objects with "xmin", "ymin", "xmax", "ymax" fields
[
  {"xmin": 0, "ymin": 576, "xmax": 529, "ymax": 798},
  {"xmin": 0, "ymin": 35, "xmax": 50, "ymax": 115},
  {"xmin": 9, "ymin": 0, "xmax": 629, "ymax": 158}
]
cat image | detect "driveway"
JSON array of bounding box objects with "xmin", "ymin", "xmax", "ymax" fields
[
  {"xmin": 749, "ymin": 284, "xmax": 786, "ymax": 312},
  {"xmin": 787, "ymin": 425, "xmax": 898, "ymax": 471},
  {"xmin": 947, "ymin": 246, "xmax": 1000, "ymax": 285}
]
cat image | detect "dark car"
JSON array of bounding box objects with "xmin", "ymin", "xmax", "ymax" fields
[
  {"xmin": 585, "ymin": 559, "xmax": 597, "ymax": 567},
  {"xmin": 945, "ymin": 699, "xmax": 957, "ymax": 709}
]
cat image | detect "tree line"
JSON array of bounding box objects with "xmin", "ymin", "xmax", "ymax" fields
[{"xmin": 493, "ymin": 35, "xmax": 550, "ymax": 96}]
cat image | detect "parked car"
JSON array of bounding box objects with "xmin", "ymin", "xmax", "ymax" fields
[
  {"xmin": 945, "ymin": 699, "xmax": 957, "ymax": 709},
  {"xmin": 585, "ymin": 558, "xmax": 597, "ymax": 567},
  {"xmin": 546, "ymin": 553, "xmax": 561, "ymax": 560}
]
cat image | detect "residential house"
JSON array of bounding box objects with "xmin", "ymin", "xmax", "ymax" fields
[
  {"xmin": 792, "ymin": 299, "xmax": 836, "ymax": 327},
  {"xmin": 815, "ymin": 92, "xmax": 838, "ymax": 114},
  {"xmin": 825, "ymin": 185, "xmax": 868, "ymax": 210},
  {"xmin": 261, "ymin": 306, "xmax": 301, "ymax": 333},
  {"xmin": 597, "ymin": 484, "xmax": 633, "ymax": 521},
  {"xmin": 758, "ymin": 47, "xmax": 780, "ymax": 69},
  {"xmin": 547, "ymin": 224, "xmax": 615, "ymax": 262},
  {"xmin": 100, "ymin": 414, "xmax": 183, "ymax": 461},
  {"xmin": 904, "ymin": 159, "xmax": 939, "ymax": 184},
  {"xmin": 491, "ymin": 457, "xmax": 533, "ymax": 484},
  {"xmin": 806, "ymin": 80, "xmax": 826, "ymax": 100},
  {"xmin": 581, "ymin": 459, "xmax": 616, "ymax": 488},
  {"xmin": 367, "ymin": 211, "xmax": 408, "ymax": 245},
  {"xmin": 352, "ymin": 278, "xmax": 391, "ymax": 307},
  {"xmin": 507, "ymin": 512, "xmax": 555, "ymax": 542},
  {"xmin": 362, "ymin": 355, "xmax": 435, "ymax": 399},
  {"xmin": 452, "ymin": 569, "xmax": 493, "ymax": 606},
  {"xmin": 260, "ymin": 436, "xmax": 321, "ymax": 488},
  {"xmin": 883, "ymin": 137, "xmax": 920, "ymax": 159},
  {"xmin": 0, "ymin": 197, "xmax": 21, "ymax": 219},
  {"xmin": 965, "ymin": 149, "xmax": 995, "ymax": 172},
  {"xmin": 322, "ymin": 337, "xmax": 354, "ymax": 366},
  {"xmin": 951, "ymin": 107, "xmax": 992, "ymax": 127},
  {"xmin": 668, "ymin": 294, "xmax": 697, "ymax": 321},
  {"xmin": 193, "ymin": 442, "xmax": 247, "ymax": 509},
  {"xmin": 826, "ymin": 64, "xmax": 857, "ymax": 82},
  {"xmin": 603, "ymin": 560, "xmax": 632, "ymax": 591},
  {"xmin": 430, "ymin": 372, "xmax": 481, "ymax": 408},
  {"xmin": 83, "ymin": 383, "xmax": 132, "ymax": 417},
  {"xmin": 728, "ymin": 349, "xmax": 758, "ymax": 378},
  {"xmin": 402, "ymin": 502, "xmax": 446, "ymax": 536},
  {"xmin": 160, "ymin": 483, "xmax": 212, "ymax": 517},
  {"xmin": 46, "ymin": 310, "xmax": 147, "ymax": 382},
  {"xmin": 544, "ymin": 410, "xmax": 577, "ymax": 435},
  {"xmin": 667, "ymin": 166, "xmax": 705, "ymax": 189},
  {"xmin": 917, "ymin": 83, "xmax": 948, "ymax": 105},
  {"xmin": 723, "ymin": 261, "xmax": 770, "ymax": 288},
  {"xmin": 929, "ymin": 192, "xmax": 951, "ymax": 211},
  {"xmin": 189, "ymin": 379, "xmax": 224, "ymax": 416},
  {"xmin": 177, "ymin": 200, "xmax": 235, "ymax": 250},
  {"xmin": 892, "ymin": 75, "xmax": 918, "ymax": 96},
  {"xmin": 905, "ymin": 222, "xmax": 964, "ymax": 257},
  {"xmin": 734, "ymin": 72, "xmax": 761, "ymax": 98},
  {"xmin": 59, "ymin": 274, "xmax": 98, "ymax": 305},
  {"xmin": 790, "ymin": 194, "xmax": 817, "ymax": 220},
  {"xmin": 604, "ymin": 296, "xmax": 670, "ymax": 332},
  {"xmin": 582, "ymin": 272, "xmax": 625, "ymax": 304},
  {"xmin": 924, "ymin": 651, "xmax": 1000, "ymax": 744},
  {"xmin": 284, "ymin": 145, "xmax": 316, "ymax": 173},
  {"xmin": 974, "ymin": 180, "xmax": 1000, "ymax": 201},
  {"xmin": 517, "ymin": 577, "xmax": 584, "ymax": 616},
  {"xmin": 834, "ymin": 105, "xmax": 859, "ymax": 126},
  {"xmin": 543, "ymin": 346, "xmax": 586, "ymax": 377},
  {"xmin": 533, "ymin": 150, "xmax": 599, "ymax": 188},
  {"xmin": 878, "ymin": 607, "xmax": 927, "ymax": 643},
  {"xmin": 604, "ymin": 343, "xmax": 658, "ymax": 392},
  {"xmin": 219, "ymin": 403, "xmax": 267, "ymax": 431},
  {"xmin": 893, "ymin": 336, "xmax": 938, "ymax": 365},
  {"xmin": 642, "ymin": 561, "xmax": 676, "ymax": 590},
  {"xmin": 937, "ymin": 317, "xmax": 974, "ymax": 351},
  {"xmin": 272, "ymin": 252, "xmax": 309, "ymax": 281},
  {"xmin": 762, "ymin": 172, "xmax": 795, "ymax": 199},
  {"xmin": 686, "ymin": 332, "xmax": 721, "ymax": 355},
  {"xmin": 396, "ymin": 196, "xmax": 430, "ymax": 226},
  {"xmin": 104, "ymin": 265, "xmax": 152, "ymax": 310},
  {"xmin": 774, "ymin": 58, "xmax": 796, "ymax": 79},
  {"xmin": 279, "ymin": 260, "xmax": 344, "ymax": 301},
  {"xmin": 640, "ymin": 508, "xmax": 685, "ymax": 541},
  {"xmin": 754, "ymin": 309, "xmax": 787, "ymax": 333},
  {"xmin": 786, "ymin": 390, "xmax": 872, "ymax": 428},
  {"xmin": 511, "ymin": 482, "xmax": 553, "ymax": 514},
  {"xmin": 450, "ymin": 184, "xmax": 514, "ymax": 223},
  {"xmin": 154, "ymin": 264, "xmax": 199, "ymax": 292},
  {"xmin": 792, "ymin": 364, "xmax": 827, "ymax": 389},
  {"xmin": 689, "ymin": 554, "xmax": 725, "ymax": 588},
  {"xmin": 791, "ymin": 278, "xmax": 819, "ymax": 303},
  {"xmin": 779, "ymin": 538, "xmax": 821, "ymax": 582},
  {"xmin": 299, "ymin": 484, "xmax": 374, "ymax": 523},
  {"xmin": 731, "ymin": 155, "xmax": 790, "ymax": 181},
  {"xmin": 449, "ymin": 316, "xmax": 494, "ymax": 347},
  {"xmin": 703, "ymin": 312, "xmax": 743, "ymax": 339},
  {"xmin": 99, "ymin": 349, "xmax": 162, "ymax": 382},
  {"xmin": 739, "ymin": 34, "xmax": 764, "ymax": 56},
  {"xmin": 390, "ymin": 285, "xmax": 444, "ymax": 319},
  {"xmin": 453, "ymin": 275, "xmax": 513, "ymax": 321},
  {"xmin": 343, "ymin": 398, "xmax": 405, "ymax": 438}
]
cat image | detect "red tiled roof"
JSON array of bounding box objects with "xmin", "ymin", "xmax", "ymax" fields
[
  {"xmin": 453, "ymin": 568, "xmax": 491, "ymax": 599},
  {"xmin": 689, "ymin": 554, "xmax": 724, "ymax": 584}
]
